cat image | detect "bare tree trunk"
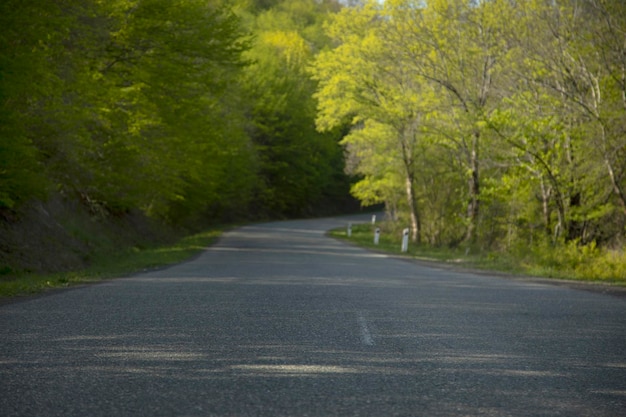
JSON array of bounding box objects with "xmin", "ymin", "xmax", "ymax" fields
[
  {"xmin": 539, "ymin": 178, "xmax": 552, "ymax": 236},
  {"xmin": 594, "ymin": 124, "xmax": 626, "ymax": 216},
  {"xmin": 405, "ymin": 174, "xmax": 420, "ymax": 243},
  {"xmin": 400, "ymin": 117, "xmax": 421, "ymax": 243},
  {"xmin": 605, "ymin": 157, "xmax": 626, "ymax": 216},
  {"xmin": 464, "ymin": 131, "xmax": 480, "ymax": 243}
]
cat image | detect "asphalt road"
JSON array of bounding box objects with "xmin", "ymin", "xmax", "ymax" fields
[{"xmin": 1, "ymin": 214, "xmax": 626, "ymax": 417}]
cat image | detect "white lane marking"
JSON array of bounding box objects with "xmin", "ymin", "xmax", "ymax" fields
[{"xmin": 357, "ymin": 312, "xmax": 375, "ymax": 346}]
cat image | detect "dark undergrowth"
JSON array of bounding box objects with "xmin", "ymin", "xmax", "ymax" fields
[{"xmin": 0, "ymin": 195, "xmax": 225, "ymax": 299}]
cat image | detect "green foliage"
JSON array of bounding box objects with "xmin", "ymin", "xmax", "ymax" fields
[
  {"xmin": 4, "ymin": 0, "xmax": 624, "ymax": 283},
  {"xmin": 523, "ymin": 239, "xmax": 624, "ymax": 281},
  {"xmin": 77, "ymin": 0, "xmax": 255, "ymax": 219},
  {"xmin": 1, "ymin": 0, "xmax": 355, "ymax": 284},
  {"xmin": 0, "ymin": 134, "xmax": 46, "ymax": 208},
  {"xmin": 314, "ymin": 0, "xmax": 626, "ymax": 256},
  {"xmin": 0, "ymin": 0, "xmax": 350, "ymax": 292},
  {"xmin": 1, "ymin": 0, "xmax": 268, "ymax": 223},
  {"xmin": 0, "ymin": 0, "xmax": 354, "ymax": 224},
  {"xmin": 333, "ymin": 221, "xmax": 626, "ymax": 285},
  {"xmin": 0, "ymin": 0, "xmax": 68, "ymax": 207},
  {"xmin": 241, "ymin": 0, "xmax": 352, "ymax": 217}
]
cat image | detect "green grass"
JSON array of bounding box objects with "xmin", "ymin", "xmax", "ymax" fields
[
  {"xmin": 330, "ymin": 223, "xmax": 626, "ymax": 286},
  {"xmin": 0, "ymin": 228, "xmax": 223, "ymax": 299},
  {"xmin": 330, "ymin": 223, "xmax": 517, "ymax": 271}
]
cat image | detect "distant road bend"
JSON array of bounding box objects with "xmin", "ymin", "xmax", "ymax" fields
[{"xmin": 1, "ymin": 214, "xmax": 626, "ymax": 416}]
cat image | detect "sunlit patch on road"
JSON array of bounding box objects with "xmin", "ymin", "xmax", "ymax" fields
[{"xmin": 230, "ymin": 364, "xmax": 362, "ymax": 376}]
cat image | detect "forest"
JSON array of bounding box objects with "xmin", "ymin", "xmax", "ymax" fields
[
  {"xmin": 313, "ymin": 0, "xmax": 626, "ymax": 263},
  {"xmin": 1, "ymin": 0, "xmax": 626, "ymax": 278},
  {"xmin": 1, "ymin": 0, "xmax": 354, "ymax": 223}
]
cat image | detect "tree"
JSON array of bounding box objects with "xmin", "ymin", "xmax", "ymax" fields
[
  {"xmin": 312, "ymin": 1, "xmax": 436, "ymax": 241},
  {"xmin": 0, "ymin": 0, "xmax": 73, "ymax": 209},
  {"xmin": 381, "ymin": 0, "xmax": 517, "ymax": 244},
  {"xmin": 0, "ymin": 0, "xmax": 257, "ymax": 225},
  {"xmin": 312, "ymin": 0, "xmax": 518, "ymax": 244},
  {"xmin": 80, "ymin": 0, "xmax": 254, "ymax": 220},
  {"xmin": 241, "ymin": 0, "xmax": 350, "ymax": 217},
  {"xmin": 489, "ymin": 0, "xmax": 626, "ymax": 244}
]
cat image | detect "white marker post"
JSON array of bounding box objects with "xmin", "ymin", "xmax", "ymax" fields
[
  {"xmin": 374, "ymin": 227, "xmax": 380, "ymax": 245},
  {"xmin": 401, "ymin": 228, "xmax": 409, "ymax": 252},
  {"xmin": 347, "ymin": 222, "xmax": 352, "ymax": 237},
  {"xmin": 371, "ymin": 214, "xmax": 376, "ymax": 224}
]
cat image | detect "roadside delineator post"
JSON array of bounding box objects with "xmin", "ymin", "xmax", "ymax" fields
[
  {"xmin": 401, "ymin": 228, "xmax": 409, "ymax": 253},
  {"xmin": 371, "ymin": 214, "xmax": 376, "ymax": 224},
  {"xmin": 374, "ymin": 227, "xmax": 380, "ymax": 245},
  {"xmin": 347, "ymin": 222, "xmax": 352, "ymax": 237}
]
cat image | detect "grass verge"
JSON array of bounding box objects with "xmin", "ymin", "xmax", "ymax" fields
[
  {"xmin": 330, "ymin": 223, "xmax": 626, "ymax": 287},
  {"xmin": 0, "ymin": 228, "xmax": 223, "ymax": 299}
]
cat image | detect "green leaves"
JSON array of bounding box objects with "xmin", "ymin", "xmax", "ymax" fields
[
  {"xmin": 0, "ymin": 0, "xmax": 354, "ymax": 226},
  {"xmin": 240, "ymin": 0, "xmax": 351, "ymax": 217},
  {"xmin": 312, "ymin": 0, "xmax": 626, "ymax": 249},
  {"xmin": 0, "ymin": 0, "xmax": 253, "ymax": 220},
  {"xmin": 8, "ymin": 0, "xmax": 622, "ymax": 252}
]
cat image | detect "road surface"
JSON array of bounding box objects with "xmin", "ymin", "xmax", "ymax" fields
[{"xmin": 1, "ymin": 214, "xmax": 626, "ymax": 416}]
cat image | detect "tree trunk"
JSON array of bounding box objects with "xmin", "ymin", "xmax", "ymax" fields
[
  {"xmin": 540, "ymin": 178, "xmax": 552, "ymax": 237},
  {"xmin": 400, "ymin": 118, "xmax": 421, "ymax": 243},
  {"xmin": 597, "ymin": 125, "xmax": 626, "ymax": 216},
  {"xmin": 405, "ymin": 174, "xmax": 420, "ymax": 243},
  {"xmin": 605, "ymin": 157, "xmax": 626, "ymax": 216},
  {"xmin": 464, "ymin": 131, "xmax": 480, "ymax": 243}
]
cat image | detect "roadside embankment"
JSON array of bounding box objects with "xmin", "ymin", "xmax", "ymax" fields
[{"xmin": 0, "ymin": 195, "xmax": 220, "ymax": 298}]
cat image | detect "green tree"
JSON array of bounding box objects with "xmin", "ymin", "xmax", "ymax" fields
[
  {"xmin": 489, "ymin": 0, "xmax": 626, "ymax": 244},
  {"xmin": 242, "ymin": 0, "xmax": 350, "ymax": 217},
  {"xmin": 312, "ymin": 1, "xmax": 431, "ymax": 241},
  {"xmin": 81, "ymin": 0, "xmax": 253, "ymax": 220},
  {"xmin": 0, "ymin": 0, "xmax": 73, "ymax": 208},
  {"xmin": 313, "ymin": 0, "xmax": 516, "ymax": 243},
  {"xmin": 1, "ymin": 0, "xmax": 255, "ymax": 224},
  {"xmin": 383, "ymin": 0, "xmax": 517, "ymax": 244}
]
